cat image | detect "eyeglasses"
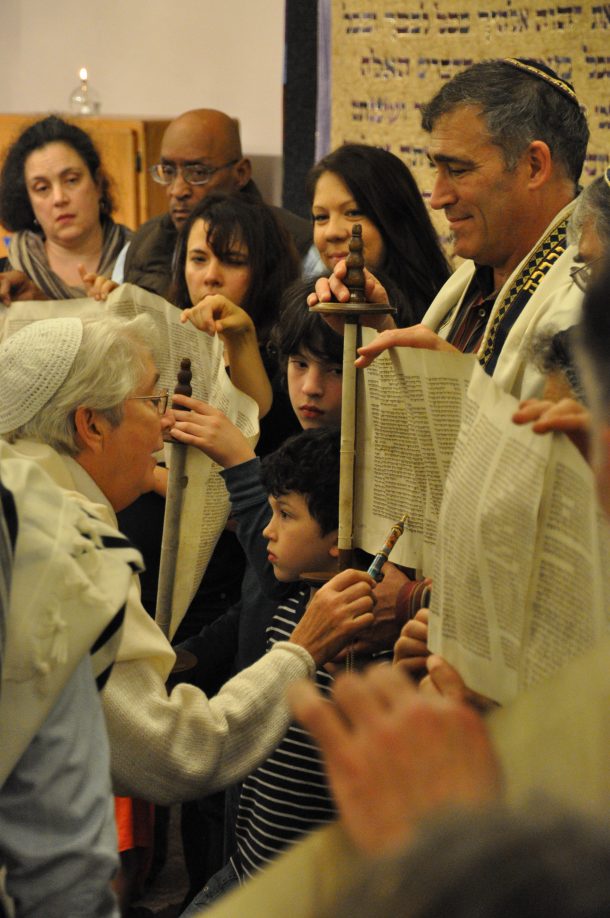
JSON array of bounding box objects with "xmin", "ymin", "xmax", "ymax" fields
[
  {"xmin": 148, "ymin": 160, "xmax": 239, "ymax": 186},
  {"xmin": 569, "ymin": 257, "xmax": 603, "ymax": 292},
  {"xmin": 127, "ymin": 388, "xmax": 169, "ymax": 415}
]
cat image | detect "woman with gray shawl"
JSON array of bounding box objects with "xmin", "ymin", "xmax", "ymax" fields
[{"xmin": 0, "ymin": 115, "xmax": 131, "ymax": 304}]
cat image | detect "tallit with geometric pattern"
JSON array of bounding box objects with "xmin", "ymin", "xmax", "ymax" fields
[{"xmin": 479, "ymin": 210, "xmax": 570, "ymax": 376}]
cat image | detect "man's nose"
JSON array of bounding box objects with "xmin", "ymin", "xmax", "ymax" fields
[
  {"xmin": 168, "ymin": 168, "xmax": 192, "ymax": 199},
  {"xmin": 429, "ymin": 171, "xmax": 457, "ymax": 211}
]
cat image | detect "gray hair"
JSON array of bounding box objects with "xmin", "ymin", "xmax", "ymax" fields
[
  {"xmin": 6, "ymin": 313, "xmax": 160, "ymax": 456},
  {"xmin": 577, "ymin": 254, "xmax": 610, "ymax": 420},
  {"xmin": 421, "ymin": 60, "xmax": 589, "ymax": 186},
  {"xmin": 568, "ymin": 175, "xmax": 610, "ymax": 248}
]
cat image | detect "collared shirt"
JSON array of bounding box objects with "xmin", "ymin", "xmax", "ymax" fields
[{"xmin": 445, "ymin": 264, "xmax": 498, "ymax": 354}]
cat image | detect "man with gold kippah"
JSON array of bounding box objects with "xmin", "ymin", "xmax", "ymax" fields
[{"xmin": 315, "ymin": 58, "xmax": 590, "ymax": 401}]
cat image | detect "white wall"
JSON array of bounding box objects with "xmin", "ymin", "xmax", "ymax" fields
[{"xmin": 0, "ymin": 0, "xmax": 285, "ymax": 159}]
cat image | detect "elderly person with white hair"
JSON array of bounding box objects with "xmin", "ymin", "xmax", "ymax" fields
[
  {"xmin": 0, "ymin": 314, "xmax": 373, "ymax": 806},
  {"xmin": 0, "ymin": 443, "xmax": 140, "ymax": 918},
  {"xmin": 568, "ymin": 167, "xmax": 610, "ymax": 290}
]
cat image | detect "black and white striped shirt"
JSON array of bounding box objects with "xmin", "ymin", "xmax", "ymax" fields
[{"xmin": 232, "ymin": 586, "xmax": 336, "ymax": 879}]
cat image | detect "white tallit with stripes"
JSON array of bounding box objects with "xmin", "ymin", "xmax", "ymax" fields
[{"xmin": 0, "ymin": 441, "xmax": 142, "ymax": 785}]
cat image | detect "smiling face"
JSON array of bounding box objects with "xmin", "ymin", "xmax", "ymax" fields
[
  {"xmin": 184, "ymin": 218, "xmax": 252, "ymax": 307},
  {"xmin": 312, "ymin": 171, "xmax": 385, "ymax": 272},
  {"xmin": 287, "ymin": 348, "xmax": 343, "ymax": 429},
  {"xmin": 263, "ymin": 491, "xmax": 338, "ymax": 582},
  {"xmin": 427, "ymin": 105, "xmax": 533, "ymax": 282},
  {"xmin": 24, "ymin": 141, "xmax": 102, "ymax": 248}
]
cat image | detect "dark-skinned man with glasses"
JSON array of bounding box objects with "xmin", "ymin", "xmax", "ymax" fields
[{"xmin": 116, "ymin": 108, "xmax": 311, "ymax": 298}]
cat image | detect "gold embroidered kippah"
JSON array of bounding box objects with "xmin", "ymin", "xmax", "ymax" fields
[{"xmin": 503, "ymin": 58, "xmax": 579, "ymax": 106}]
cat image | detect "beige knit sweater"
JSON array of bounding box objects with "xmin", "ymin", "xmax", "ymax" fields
[{"xmin": 11, "ymin": 440, "xmax": 316, "ymax": 805}]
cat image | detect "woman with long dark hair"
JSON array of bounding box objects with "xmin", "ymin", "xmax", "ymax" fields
[{"xmin": 307, "ymin": 143, "xmax": 451, "ymax": 324}]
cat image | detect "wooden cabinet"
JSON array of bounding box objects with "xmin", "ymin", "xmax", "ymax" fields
[{"xmin": 0, "ymin": 114, "xmax": 171, "ymax": 257}]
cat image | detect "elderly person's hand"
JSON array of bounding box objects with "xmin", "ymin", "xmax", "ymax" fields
[
  {"xmin": 0, "ymin": 270, "xmax": 45, "ymax": 305},
  {"xmin": 289, "ymin": 664, "xmax": 501, "ymax": 856},
  {"xmin": 329, "ymin": 562, "xmax": 408, "ymax": 665}
]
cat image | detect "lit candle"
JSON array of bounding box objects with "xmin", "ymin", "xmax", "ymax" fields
[{"xmin": 79, "ymin": 67, "xmax": 88, "ymax": 84}]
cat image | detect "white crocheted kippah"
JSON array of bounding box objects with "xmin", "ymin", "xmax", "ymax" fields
[{"xmin": 0, "ymin": 317, "xmax": 83, "ymax": 434}]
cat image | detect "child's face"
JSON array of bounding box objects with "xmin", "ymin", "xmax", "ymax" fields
[
  {"xmin": 185, "ymin": 219, "xmax": 252, "ymax": 308},
  {"xmin": 287, "ymin": 348, "xmax": 343, "ymax": 429},
  {"xmin": 263, "ymin": 492, "xmax": 338, "ymax": 582}
]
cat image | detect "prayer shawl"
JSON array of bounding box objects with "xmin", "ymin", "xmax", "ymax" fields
[
  {"xmin": 0, "ymin": 479, "xmax": 17, "ymax": 687},
  {"xmin": 7, "ymin": 217, "xmax": 132, "ymax": 300},
  {"xmin": 423, "ymin": 201, "xmax": 582, "ymax": 399},
  {"xmin": 0, "ymin": 441, "xmax": 143, "ymax": 784}
]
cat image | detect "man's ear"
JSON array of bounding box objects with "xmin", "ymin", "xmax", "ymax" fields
[
  {"xmin": 74, "ymin": 406, "xmax": 106, "ymax": 453},
  {"xmin": 234, "ymin": 157, "xmax": 252, "ymax": 190},
  {"xmin": 525, "ymin": 141, "xmax": 552, "ymax": 190},
  {"xmin": 329, "ymin": 538, "xmax": 339, "ymax": 559}
]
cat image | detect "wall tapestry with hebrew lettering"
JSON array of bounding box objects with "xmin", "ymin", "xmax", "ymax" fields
[{"xmin": 331, "ymin": 1, "xmax": 609, "ymax": 248}]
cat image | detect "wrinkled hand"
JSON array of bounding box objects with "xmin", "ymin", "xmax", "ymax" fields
[
  {"xmin": 289, "ymin": 664, "xmax": 501, "ymax": 856},
  {"xmin": 355, "ymin": 325, "xmax": 459, "ymax": 369},
  {"xmin": 333, "ymin": 562, "xmax": 408, "ymax": 660},
  {"xmin": 181, "ymin": 294, "xmax": 255, "ymax": 339},
  {"xmin": 393, "ymin": 607, "xmax": 430, "ymax": 676},
  {"xmin": 169, "ymin": 393, "xmax": 255, "ymax": 468},
  {"xmin": 78, "ymin": 264, "xmax": 118, "ymax": 301},
  {"xmin": 0, "ymin": 270, "xmax": 45, "ymax": 305},
  {"xmin": 512, "ymin": 397, "xmax": 590, "ymax": 460},
  {"xmin": 291, "ymin": 569, "xmax": 375, "ymax": 667},
  {"xmin": 420, "ymin": 655, "xmax": 497, "ymax": 713}
]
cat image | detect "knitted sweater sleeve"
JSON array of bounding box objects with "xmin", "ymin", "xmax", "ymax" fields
[{"xmin": 103, "ymin": 640, "xmax": 314, "ymax": 805}]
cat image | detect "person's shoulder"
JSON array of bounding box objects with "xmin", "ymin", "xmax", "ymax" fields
[{"xmin": 130, "ymin": 212, "xmax": 172, "ymax": 241}]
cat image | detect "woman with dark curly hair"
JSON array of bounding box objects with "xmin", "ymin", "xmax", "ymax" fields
[
  {"xmin": 0, "ymin": 115, "xmax": 131, "ymax": 303},
  {"xmin": 307, "ymin": 143, "xmax": 451, "ymax": 325}
]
